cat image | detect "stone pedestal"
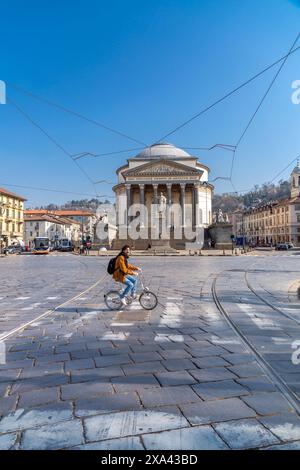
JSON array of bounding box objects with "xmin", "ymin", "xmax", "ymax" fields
[
  {"xmin": 208, "ymin": 223, "xmax": 234, "ymax": 250},
  {"xmin": 145, "ymin": 239, "xmax": 177, "ymax": 253}
]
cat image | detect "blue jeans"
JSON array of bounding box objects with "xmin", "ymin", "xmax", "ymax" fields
[{"xmin": 120, "ymin": 275, "xmax": 137, "ymax": 299}]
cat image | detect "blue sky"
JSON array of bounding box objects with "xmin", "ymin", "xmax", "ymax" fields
[{"xmin": 0, "ymin": 0, "xmax": 300, "ymax": 207}]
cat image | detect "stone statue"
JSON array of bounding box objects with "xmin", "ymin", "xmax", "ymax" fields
[
  {"xmin": 158, "ymin": 192, "xmax": 167, "ymax": 214},
  {"xmin": 213, "ymin": 209, "xmax": 229, "ymax": 224},
  {"xmin": 217, "ymin": 209, "xmax": 224, "ymax": 223}
]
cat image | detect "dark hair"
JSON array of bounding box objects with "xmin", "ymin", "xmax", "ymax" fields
[{"xmin": 121, "ymin": 245, "xmax": 131, "ymax": 252}]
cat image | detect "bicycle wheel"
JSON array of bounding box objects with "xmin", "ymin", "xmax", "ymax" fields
[
  {"xmin": 104, "ymin": 290, "xmax": 122, "ymax": 310},
  {"xmin": 139, "ymin": 291, "xmax": 158, "ymax": 310}
]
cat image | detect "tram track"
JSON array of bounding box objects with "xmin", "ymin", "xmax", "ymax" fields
[
  {"xmin": 244, "ymin": 271, "xmax": 300, "ymax": 326},
  {"xmin": 212, "ymin": 274, "xmax": 300, "ymax": 416}
]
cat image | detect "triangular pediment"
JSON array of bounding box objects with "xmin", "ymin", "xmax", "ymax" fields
[{"xmin": 122, "ymin": 159, "xmax": 202, "ymax": 178}]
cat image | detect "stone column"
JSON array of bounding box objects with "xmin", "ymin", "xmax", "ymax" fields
[
  {"xmin": 126, "ymin": 184, "xmax": 131, "ymax": 226},
  {"xmin": 153, "ymin": 184, "xmax": 158, "ymax": 204},
  {"xmin": 139, "ymin": 184, "xmax": 145, "ymax": 227},
  {"xmin": 180, "ymin": 183, "xmax": 186, "ymax": 227},
  {"xmin": 167, "ymin": 183, "xmax": 172, "ymax": 228},
  {"xmin": 194, "ymin": 183, "xmax": 200, "ymax": 226},
  {"xmin": 139, "ymin": 184, "xmax": 145, "ymax": 206}
]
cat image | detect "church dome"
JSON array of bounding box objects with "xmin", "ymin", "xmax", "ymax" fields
[
  {"xmin": 134, "ymin": 142, "xmax": 191, "ymax": 159},
  {"xmin": 292, "ymin": 165, "xmax": 300, "ymax": 174}
]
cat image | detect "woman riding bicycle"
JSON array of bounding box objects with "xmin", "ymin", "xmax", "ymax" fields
[{"xmin": 113, "ymin": 245, "xmax": 141, "ymax": 306}]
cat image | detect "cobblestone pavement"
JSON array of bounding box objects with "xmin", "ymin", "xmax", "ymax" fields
[{"xmin": 0, "ymin": 251, "xmax": 300, "ymax": 450}]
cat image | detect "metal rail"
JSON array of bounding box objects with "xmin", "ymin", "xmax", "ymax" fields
[{"xmin": 212, "ymin": 276, "xmax": 300, "ymax": 415}]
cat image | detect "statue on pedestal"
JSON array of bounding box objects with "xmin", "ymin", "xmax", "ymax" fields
[
  {"xmin": 158, "ymin": 192, "xmax": 167, "ymax": 215},
  {"xmin": 213, "ymin": 209, "xmax": 229, "ymax": 224}
]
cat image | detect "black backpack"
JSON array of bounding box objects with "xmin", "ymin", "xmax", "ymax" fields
[{"xmin": 107, "ymin": 255, "xmax": 119, "ymax": 275}]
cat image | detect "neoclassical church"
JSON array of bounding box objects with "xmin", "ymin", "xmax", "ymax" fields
[{"xmin": 112, "ymin": 142, "xmax": 213, "ymax": 250}]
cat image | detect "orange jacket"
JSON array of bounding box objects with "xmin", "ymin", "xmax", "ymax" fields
[{"xmin": 113, "ymin": 254, "xmax": 138, "ymax": 283}]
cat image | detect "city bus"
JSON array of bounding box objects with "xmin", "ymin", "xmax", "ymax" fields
[{"xmin": 33, "ymin": 237, "xmax": 50, "ymax": 255}]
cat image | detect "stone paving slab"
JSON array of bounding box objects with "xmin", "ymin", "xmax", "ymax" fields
[
  {"xmin": 61, "ymin": 381, "xmax": 113, "ymax": 400},
  {"xmin": 213, "ymin": 418, "xmax": 279, "ymax": 449},
  {"xmin": 241, "ymin": 392, "xmax": 294, "ymax": 416},
  {"xmin": 192, "ymin": 379, "xmax": 249, "ymax": 401},
  {"xmin": 84, "ymin": 410, "xmax": 189, "ymax": 442},
  {"xmin": 72, "ymin": 436, "xmax": 144, "ymax": 450},
  {"xmin": 0, "ymin": 402, "xmax": 73, "ymax": 433},
  {"xmin": 10, "ymin": 374, "xmax": 69, "ymax": 395},
  {"xmin": 189, "ymin": 367, "xmax": 237, "ymax": 383},
  {"xmin": 180, "ymin": 397, "xmax": 256, "ymax": 425},
  {"xmin": 266, "ymin": 440, "xmax": 300, "ymax": 450},
  {"xmin": 94, "ymin": 354, "xmax": 133, "ymax": 368},
  {"xmin": 111, "ymin": 374, "xmax": 161, "ymax": 393},
  {"xmin": 122, "ymin": 361, "xmax": 167, "ymax": 376},
  {"xmin": 142, "ymin": 425, "xmax": 228, "ymax": 450},
  {"xmin": 259, "ymin": 412, "xmax": 300, "ymax": 441},
  {"xmin": 192, "ymin": 356, "xmax": 231, "ymax": 368},
  {"xmin": 236, "ymin": 376, "xmax": 278, "ymax": 393},
  {"xmin": 228, "ymin": 362, "xmax": 264, "ymax": 378},
  {"xmin": 155, "ymin": 370, "xmax": 197, "ymax": 386},
  {"xmin": 161, "ymin": 358, "xmax": 197, "ymax": 371},
  {"xmin": 138, "ymin": 385, "xmax": 202, "ymax": 408},
  {"xmin": 0, "ymin": 396, "xmax": 18, "ymax": 416},
  {"xmin": 74, "ymin": 392, "xmax": 142, "ymax": 418},
  {"xmin": 20, "ymin": 419, "xmax": 84, "ymax": 450},
  {"xmin": 17, "ymin": 387, "xmax": 58, "ymax": 409},
  {"xmin": 70, "ymin": 366, "xmax": 124, "ymax": 383},
  {"xmin": 0, "ymin": 432, "xmax": 17, "ymax": 450}
]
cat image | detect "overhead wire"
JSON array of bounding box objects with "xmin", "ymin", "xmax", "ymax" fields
[
  {"xmin": 8, "ymin": 83, "xmax": 148, "ymax": 147},
  {"xmin": 155, "ymin": 44, "xmax": 300, "ymax": 143},
  {"xmin": 0, "ymin": 182, "xmax": 114, "ymax": 199},
  {"xmin": 7, "ymin": 98, "xmax": 101, "ymax": 196},
  {"xmin": 230, "ymin": 32, "xmax": 300, "ymax": 180}
]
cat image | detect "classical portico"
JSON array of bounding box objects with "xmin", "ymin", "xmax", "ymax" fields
[{"xmin": 113, "ymin": 143, "xmax": 213, "ymax": 250}]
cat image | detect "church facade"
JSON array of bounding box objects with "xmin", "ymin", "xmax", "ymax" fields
[{"xmin": 112, "ymin": 143, "xmax": 213, "ymax": 250}]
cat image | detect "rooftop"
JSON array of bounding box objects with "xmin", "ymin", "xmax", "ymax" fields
[{"xmin": 0, "ymin": 187, "xmax": 27, "ymax": 201}]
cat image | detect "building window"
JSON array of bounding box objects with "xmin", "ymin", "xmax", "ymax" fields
[{"xmin": 297, "ymin": 214, "xmax": 300, "ymax": 223}]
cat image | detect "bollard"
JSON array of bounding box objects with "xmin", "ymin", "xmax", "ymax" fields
[
  {"xmin": 199, "ymin": 249, "xmax": 202, "ymax": 256},
  {"xmin": 298, "ymin": 286, "xmax": 300, "ymax": 300},
  {"xmin": 223, "ymin": 249, "xmax": 225, "ymax": 256}
]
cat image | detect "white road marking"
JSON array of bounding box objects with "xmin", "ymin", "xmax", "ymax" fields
[
  {"xmin": 0, "ymin": 274, "xmax": 107, "ymax": 342},
  {"xmin": 100, "ymin": 332, "xmax": 129, "ymax": 341},
  {"xmin": 16, "ymin": 297, "xmax": 30, "ymax": 300},
  {"xmin": 155, "ymin": 297, "xmax": 183, "ymax": 341}
]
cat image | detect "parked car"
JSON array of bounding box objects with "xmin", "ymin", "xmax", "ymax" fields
[
  {"xmin": 3, "ymin": 245, "xmax": 22, "ymax": 254},
  {"xmin": 275, "ymin": 243, "xmax": 289, "ymax": 251},
  {"xmin": 287, "ymin": 242, "xmax": 295, "ymax": 249}
]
